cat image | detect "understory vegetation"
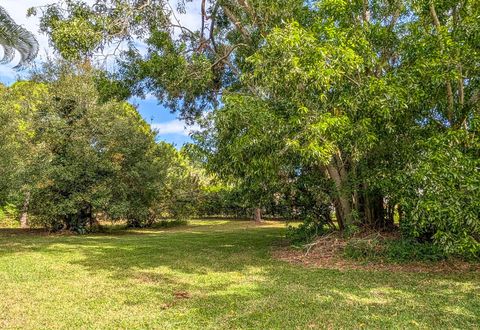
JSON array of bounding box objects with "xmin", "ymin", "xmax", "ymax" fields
[{"xmin": 343, "ymin": 235, "xmax": 448, "ymax": 263}]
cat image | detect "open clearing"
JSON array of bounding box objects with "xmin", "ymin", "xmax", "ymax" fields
[{"xmin": 0, "ymin": 220, "xmax": 479, "ymax": 329}]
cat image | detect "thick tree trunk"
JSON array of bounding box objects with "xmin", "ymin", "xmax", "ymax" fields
[
  {"xmin": 20, "ymin": 212, "xmax": 29, "ymax": 229},
  {"xmin": 333, "ymin": 198, "xmax": 346, "ymax": 231},
  {"xmin": 358, "ymin": 185, "xmax": 389, "ymax": 229},
  {"xmin": 20, "ymin": 192, "xmax": 30, "ymax": 229},
  {"xmin": 253, "ymin": 207, "xmax": 262, "ymax": 222},
  {"xmin": 326, "ymin": 160, "xmax": 352, "ymax": 230},
  {"xmin": 367, "ymin": 193, "xmax": 385, "ymax": 228}
]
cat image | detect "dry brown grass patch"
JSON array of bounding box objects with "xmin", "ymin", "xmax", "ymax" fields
[{"xmin": 273, "ymin": 231, "xmax": 480, "ymax": 273}]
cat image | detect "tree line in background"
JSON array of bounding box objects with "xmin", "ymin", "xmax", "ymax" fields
[{"xmin": 0, "ymin": 0, "xmax": 479, "ymax": 258}]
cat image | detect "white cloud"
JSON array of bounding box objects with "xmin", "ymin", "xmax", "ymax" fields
[{"xmin": 151, "ymin": 120, "xmax": 200, "ymax": 136}]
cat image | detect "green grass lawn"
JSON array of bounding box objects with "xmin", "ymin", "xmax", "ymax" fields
[{"xmin": 0, "ymin": 220, "xmax": 478, "ymax": 329}]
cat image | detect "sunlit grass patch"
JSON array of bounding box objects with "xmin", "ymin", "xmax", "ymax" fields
[{"xmin": 0, "ymin": 220, "xmax": 478, "ymax": 329}]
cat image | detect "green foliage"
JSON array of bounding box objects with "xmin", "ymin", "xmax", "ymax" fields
[
  {"xmin": 93, "ymin": 70, "xmax": 132, "ymax": 103},
  {"xmin": 384, "ymin": 239, "xmax": 447, "ymax": 263},
  {"xmin": 147, "ymin": 144, "xmax": 206, "ymax": 222},
  {"xmin": 343, "ymin": 237, "xmax": 384, "ymax": 261},
  {"xmin": 1, "ymin": 65, "xmax": 205, "ymax": 231},
  {"xmin": 0, "ymin": 204, "xmax": 19, "ymax": 228},
  {"xmin": 33, "ymin": 1, "xmax": 150, "ymax": 62},
  {"xmin": 397, "ymin": 131, "xmax": 480, "ymax": 258},
  {"xmin": 195, "ymin": 184, "xmax": 246, "ymax": 218},
  {"xmin": 193, "ymin": 95, "xmax": 287, "ymax": 212},
  {"xmin": 0, "ymin": 81, "xmax": 46, "ymax": 217},
  {"xmin": 21, "ymin": 69, "xmax": 161, "ymax": 231},
  {"xmin": 287, "ymin": 219, "xmax": 327, "ymax": 246},
  {"xmin": 344, "ymin": 237, "xmax": 448, "ymax": 263}
]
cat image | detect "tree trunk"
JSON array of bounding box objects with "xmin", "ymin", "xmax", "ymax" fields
[
  {"xmin": 369, "ymin": 193, "xmax": 385, "ymax": 229},
  {"xmin": 359, "ymin": 185, "xmax": 387, "ymax": 229},
  {"xmin": 333, "ymin": 198, "xmax": 345, "ymax": 231},
  {"xmin": 253, "ymin": 207, "xmax": 262, "ymax": 222},
  {"xmin": 20, "ymin": 192, "xmax": 30, "ymax": 229},
  {"xmin": 326, "ymin": 161, "xmax": 352, "ymax": 230}
]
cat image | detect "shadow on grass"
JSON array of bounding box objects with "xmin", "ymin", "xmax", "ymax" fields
[{"xmin": 0, "ymin": 222, "xmax": 479, "ymax": 328}]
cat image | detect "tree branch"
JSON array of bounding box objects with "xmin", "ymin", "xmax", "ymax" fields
[{"xmin": 223, "ymin": 5, "xmax": 250, "ymax": 40}]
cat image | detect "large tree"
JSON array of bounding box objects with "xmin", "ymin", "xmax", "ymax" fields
[{"xmin": 1, "ymin": 63, "xmax": 206, "ymax": 231}]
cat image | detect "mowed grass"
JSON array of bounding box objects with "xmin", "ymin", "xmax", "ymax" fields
[{"xmin": 0, "ymin": 220, "xmax": 479, "ymax": 329}]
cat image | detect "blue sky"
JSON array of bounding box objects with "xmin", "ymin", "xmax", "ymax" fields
[
  {"xmin": 130, "ymin": 97, "xmax": 198, "ymax": 147},
  {"xmin": 0, "ymin": 0, "xmax": 202, "ymax": 147}
]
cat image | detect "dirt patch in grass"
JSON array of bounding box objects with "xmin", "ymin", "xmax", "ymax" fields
[
  {"xmin": 273, "ymin": 232, "xmax": 480, "ymax": 273},
  {"xmin": 173, "ymin": 291, "xmax": 191, "ymax": 299}
]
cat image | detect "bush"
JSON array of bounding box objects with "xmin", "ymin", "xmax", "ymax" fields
[
  {"xmin": 0, "ymin": 204, "xmax": 19, "ymax": 228},
  {"xmin": 384, "ymin": 239, "xmax": 446, "ymax": 262},
  {"xmin": 343, "ymin": 237, "xmax": 447, "ymax": 263},
  {"xmin": 397, "ymin": 131, "xmax": 480, "ymax": 259},
  {"xmin": 287, "ymin": 217, "xmax": 326, "ymax": 246}
]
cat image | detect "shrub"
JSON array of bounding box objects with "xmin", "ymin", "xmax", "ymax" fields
[
  {"xmin": 287, "ymin": 217, "xmax": 326, "ymax": 246},
  {"xmin": 384, "ymin": 239, "xmax": 446, "ymax": 262},
  {"xmin": 0, "ymin": 204, "xmax": 19, "ymax": 228},
  {"xmin": 397, "ymin": 131, "xmax": 480, "ymax": 259},
  {"xmin": 344, "ymin": 237, "xmax": 447, "ymax": 263}
]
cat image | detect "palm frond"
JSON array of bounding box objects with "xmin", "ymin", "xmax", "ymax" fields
[{"xmin": 0, "ymin": 6, "xmax": 39, "ymax": 69}]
